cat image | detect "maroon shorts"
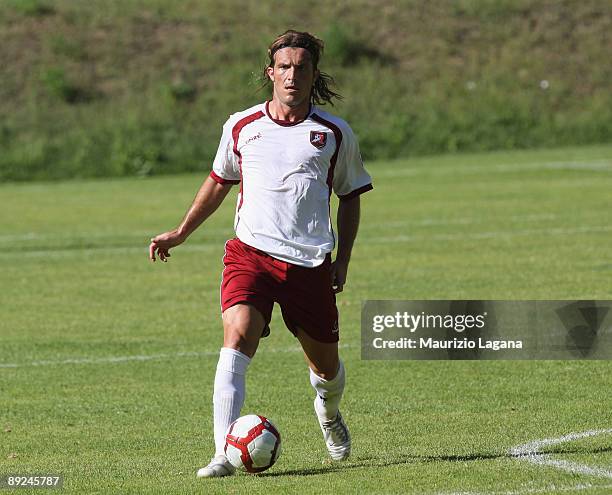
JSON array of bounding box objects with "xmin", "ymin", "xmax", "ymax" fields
[{"xmin": 220, "ymin": 238, "xmax": 339, "ymax": 343}]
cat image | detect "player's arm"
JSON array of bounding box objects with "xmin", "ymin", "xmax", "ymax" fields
[
  {"xmin": 149, "ymin": 176, "xmax": 233, "ymax": 262},
  {"xmin": 331, "ymin": 195, "xmax": 361, "ymax": 293}
]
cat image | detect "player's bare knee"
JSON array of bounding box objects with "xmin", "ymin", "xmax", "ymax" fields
[
  {"xmin": 310, "ymin": 358, "xmax": 340, "ymax": 381},
  {"xmin": 223, "ymin": 330, "xmax": 258, "ymax": 357},
  {"xmin": 314, "ymin": 369, "xmax": 335, "ymax": 381},
  {"xmin": 223, "ymin": 338, "xmax": 257, "ymax": 358}
]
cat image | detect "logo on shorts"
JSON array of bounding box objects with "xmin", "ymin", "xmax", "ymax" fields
[
  {"xmin": 310, "ymin": 131, "xmax": 327, "ymax": 149},
  {"xmin": 332, "ymin": 320, "xmax": 339, "ymax": 333}
]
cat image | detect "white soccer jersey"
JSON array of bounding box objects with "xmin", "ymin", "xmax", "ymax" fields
[{"xmin": 210, "ymin": 101, "xmax": 373, "ymax": 267}]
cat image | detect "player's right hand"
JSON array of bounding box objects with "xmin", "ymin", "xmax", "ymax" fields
[{"xmin": 148, "ymin": 229, "xmax": 186, "ymax": 262}]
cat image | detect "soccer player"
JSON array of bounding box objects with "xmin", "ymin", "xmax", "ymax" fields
[{"xmin": 149, "ymin": 30, "xmax": 372, "ymax": 478}]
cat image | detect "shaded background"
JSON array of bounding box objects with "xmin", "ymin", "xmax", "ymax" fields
[{"xmin": 1, "ymin": 0, "xmax": 611, "ymax": 181}]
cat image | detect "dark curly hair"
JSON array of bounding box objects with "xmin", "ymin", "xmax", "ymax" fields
[{"xmin": 263, "ymin": 30, "xmax": 342, "ymax": 106}]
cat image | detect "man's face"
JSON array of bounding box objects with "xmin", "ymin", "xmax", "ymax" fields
[{"xmin": 267, "ymin": 47, "xmax": 318, "ymax": 108}]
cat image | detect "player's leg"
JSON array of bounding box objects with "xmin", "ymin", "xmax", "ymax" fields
[
  {"xmin": 296, "ymin": 328, "xmax": 343, "ymax": 414},
  {"xmin": 214, "ymin": 303, "xmax": 266, "ymax": 452},
  {"xmin": 279, "ymin": 254, "xmax": 350, "ymax": 461},
  {"xmin": 198, "ymin": 303, "xmax": 266, "ymax": 478},
  {"xmin": 222, "ymin": 302, "xmax": 266, "ymax": 358},
  {"xmin": 295, "ymin": 328, "xmax": 351, "ymax": 461},
  {"xmin": 199, "ymin": 236, "xmax": 276, "ymax": 477}
]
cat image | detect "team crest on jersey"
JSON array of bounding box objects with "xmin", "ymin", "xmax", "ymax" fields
[{"xmin": 310, "ymin": 131, "xmax": 327, "ymax": 149}]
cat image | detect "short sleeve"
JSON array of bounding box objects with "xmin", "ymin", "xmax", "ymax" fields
[
  {"xmin": 210, "ymin": 119, "xmax": 241, "ymax": 185},
  {"xmin": 332, "ymin": 125, "xmax": 373, "ymax": 200}
]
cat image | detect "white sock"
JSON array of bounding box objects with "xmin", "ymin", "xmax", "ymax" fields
[
  {"xmin": 212, "ymin": 347, "xmax": 251, "ymax": 456},
  {"xmin": 309, "ymin": 360, "xmax": 345, "ymax": 421}
]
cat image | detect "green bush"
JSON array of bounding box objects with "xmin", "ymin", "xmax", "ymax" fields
[
  {"xmin": 0, "ymin": 0, "xmax": 611, "ymax": 181},
  {"xmin": 8, "ymin": 0, "xmax": 54, "ymax": 17},
  {"xmin": 50, "ymin": 34, "xmax": 87, "ymax": 60},
  {"xmin": 166, "ymin": 81, "xmax": 197, "ymax": 103},
  {"xmin": 40, "ymin": 68, "xmax": 91, "ymax": 104},
  {"xmin": 323, "ymin": 23, "xmax": 362, "ymax": 66}
]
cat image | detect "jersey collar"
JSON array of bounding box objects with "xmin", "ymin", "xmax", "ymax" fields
[{"xmin": 265, "ymin": 100, "xmax": 313, "ymax": 127}]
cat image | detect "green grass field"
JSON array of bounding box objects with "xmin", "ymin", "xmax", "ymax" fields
[{"xmin": 1, "ymin": 145, "xmax": 611, "ymax": 494}]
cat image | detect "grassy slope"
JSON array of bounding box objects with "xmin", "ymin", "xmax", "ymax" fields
[
  {"xmin": 1, "ymin": 145, "xmax": 611, "ymax": 493},
  {"xmin": 1, "ymin": 0, "xmax": 612, "ymax": 180}
]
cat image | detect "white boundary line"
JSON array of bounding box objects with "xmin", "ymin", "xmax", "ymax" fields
[
  {"xmin": 374, "ymin": 159, "xmax": 612, "ymax": 178},
  {"xmin": 6, "ymin": 225, "xmax": 612, "ymax": 258},
  {"xmin": 434, "ymin": 430, "xmax": 612, "ymax": 495},
  {"xmin": 0, "ymin": 228, "xmax": 233, "ymax": 242},
  {"xmin": 371, "ymin": 225, "xmax": 612, "ymax": 244},
  {"xmin": 0, "ymin": 343, "xmax": 354, "ymax": 368},
  {"xmin": 0, "ymin": 213, "xmax": 560, "ymax": 243},
  {"xmin": 510, "ymin": 429, "xmax": 612, "ymax": 479},
  {"xmin": 0, "ymin": 351, "xmax": 216, "ymax": 368},
  {"xmin": 370, "ymin": 213, "xmax": 558, "ymax": 229},
  {"xmin": 436, "ymin": 482, "xmax": 612, "ymax": 495},
  {"xmin": 10, "ymin": 242, "xmax": 220, "ymax": 258}
]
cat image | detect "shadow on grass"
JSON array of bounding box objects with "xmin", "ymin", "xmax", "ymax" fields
[{"xmin": 260, "ymin": 445, "xmax": 612, "ymax": 477}]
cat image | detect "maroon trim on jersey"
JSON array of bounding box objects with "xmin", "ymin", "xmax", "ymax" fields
[
  {"xmin": 338, "ymin": 183, "xmax": 373, "ymax": 201},
  {"xmin": 232, "ymin": 110, "xmax": 265, "ymax": 211},
  {"xmin": 265, "ymin": 100, "xmax": 312, "ymax": 127},
  {"xmin": 209, "ymin": 170, "xmax": 240, "ymax": 185},
  {"xmin": 310, "ymin": 113, "xmax": 343, "ymax": 196}
]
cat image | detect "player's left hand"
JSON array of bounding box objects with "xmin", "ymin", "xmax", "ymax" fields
[{"xmin": 330, "ymin": 259, "xmax": 349, "ymax": 294}]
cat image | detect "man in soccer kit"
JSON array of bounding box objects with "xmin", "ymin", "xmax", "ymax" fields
[{"xmin": 149, "ymin": 30, "xmax": 372, "ymax": 477}]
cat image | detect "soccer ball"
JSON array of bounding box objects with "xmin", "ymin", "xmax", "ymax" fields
[{"xmin": 224, "ymin": 414, "xmax": 282, "ymax": 473}]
